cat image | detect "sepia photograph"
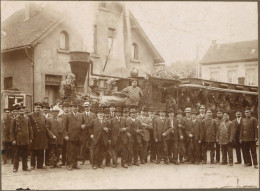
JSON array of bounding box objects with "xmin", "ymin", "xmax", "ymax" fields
[{"xmin": 1, "ymin": 0, "xmax": 259, "ymax": 190}]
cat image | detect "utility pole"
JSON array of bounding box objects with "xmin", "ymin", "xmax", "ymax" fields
[{"xmin": 196, "ymin": 45, "xmax": 200, "ymax": 78}]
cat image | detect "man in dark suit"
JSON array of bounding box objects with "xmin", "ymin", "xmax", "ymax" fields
[
  {"xmin": 60, "ymin": 102, "xmax": 70, "ymax": 166},
  {"xmin": 167, "ymin": 108, "xmax": 180, "ymax": 165},
  {"xmin": 2, "ymin": 108, "xmax": 13, "ymax": 164},
  {"xmin": 137, "ymin": 108, "xmax": 152, "ymax": 164},
  {"xmin": 92, "ymin": 109, "xmax": 109, "ymax": 169},
  {"xmin": 176, "ymin": 109, "xmax": 186, "ymax": 163},
  {"xmin": 126, "ymin": 109, "xmax": 142, "ymax": 166},
  {"xmin": 240, "ymin": 107, "xmax": 258, "ymax": 169},
  {"xmin": 110, "ymin": 108, "xmax": 129, "ymax": 168},
  {"xmin": 154, "ymin": 109, "xmax": 171, "ymax": 164},
  {"xmin": 80, "ymin": 102, "xmax": 96, "ymax": 165},
  {"xmin": 11, "ymin": 106, "xmax": 33, "ymax": 172},
  {"xmin": 62, "ymin": 101, "xmax": 85, "ymax": 170},
  {"xmin": 214, "ymin": 109, "xmax": 224, "ymax": 164},
  {"xmin": 148, "ymin": 108, "xmax": 157, "ymax": 163},
  {"xmin": 232, "ymin": 109, "xmax": 244, "ymax": 164},
  {"xmin": 196, "ymin": 105, "xmax": 206, "ymax": 162},
  {"xmin": 28, "ymin": 102, "xmax": 55, "ymax": 169}
]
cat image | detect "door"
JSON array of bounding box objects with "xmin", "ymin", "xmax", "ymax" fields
[{"xmin": 45, "ymin": 85, "xmax": 59, "ymax": 105}]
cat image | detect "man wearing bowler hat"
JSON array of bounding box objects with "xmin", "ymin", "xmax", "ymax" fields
[
  {"xmin": 109, "ymin": 107, "xmax": 128, "ymax": 168},
  {"xmin": 62, "ymin": 101, "xmax": 85, "ymax": 170},
  {"xmin": 28, "ymin": 102, "xmax": 54, "ymax": 169},
  {"xmin": 92, "ymin": 109, "xmax": 110, "ymax": 169},
  {"xmin": 167, "ymin": 108, "xmax": 180, "ymax": 165},
  {"xmin": 154, "ymin": 109, "xmax": 171, "ymax": 164},
  {"xmin": 239, "ymin": 107, "xmax": 258, "ymax": 169},
  {"xmin": 232, "ymin": 109, "xmax": 244, "ymax": 164}
]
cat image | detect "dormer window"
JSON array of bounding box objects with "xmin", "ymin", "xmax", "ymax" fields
[
  {"xmin": 60, "ymin": 31, "xmax": 69, "ymax": 50},
  {"xmin": 131, "ymin": 43, "xmax": 138, "ymax": 59}
]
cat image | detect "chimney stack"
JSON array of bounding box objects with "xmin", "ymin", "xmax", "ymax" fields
[{"xmin": 24, "ymin": 3, "xmax": 38, "ymax": 21}]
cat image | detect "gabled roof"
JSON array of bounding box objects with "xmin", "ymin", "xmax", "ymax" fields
[
  {"xmin": 129, "ymin": 11, "xmax": 165, "ymax": 64},
  {"xmin": 1, "ymin": 4, "xmax": 63, "ymax": 52},
  {"xmin": 200, "ymin": 40, "xmax": 258, "ymax": 64}
]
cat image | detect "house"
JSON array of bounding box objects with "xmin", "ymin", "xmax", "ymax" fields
[
  {"xmin": 200, "ymin": 40, "xmax": 258, "ymax": 86},
  {"xmin": 1, "ymin": 2, "xmax": 165, "ymax": 109}
]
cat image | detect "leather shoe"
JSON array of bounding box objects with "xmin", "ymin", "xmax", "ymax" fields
[
  {"xmin": 235, "ymin": 162, "xmax": 241, "ymax": 164},
  {"xmin": 23, "ymin": 168, "xmax": 31, "ymax": 171},
  {"xmin": 93, "ymin": 166, "xmax": 97, "ymax": 170},
  {"xmin": 111, "ymin": 164, "xmax": 117, "ymax": 168},
  {"xmin": 254, "ymin": 165, "xmax": 258, "ymax": 169},
  {"xmin": 80, "ymin": 161, "xmax": 85, "ymax": 165},
  {"xmin": 141, "ymin": 160, "xmax": 145, "ymax": 164},
  {"xmin": 133, "ymin": 162, "xmax": 139, "ymax": 166},
  {"xmin": 156, "ymin": 161, "xmax": 160, "ymax": 164},
  {"xmin": 30, "ymin": 166, "xmax": 35, "ymax": 170},
  {"xmin": 229, "ymin": 163, "xmax": 233, "ymax": 166},
  {"xmin": 98, "ymin": 165, "xmax": 105, "ymax": 169},
  {"xmin": 68, "ymin": 166, "xmax": 73, "ymax": 171},
  {"xmin": 122, "ymin": 164, "xmax": 128, "ymax": 168},
  {"xmin": 37, "ymin": 166, "xmax": 47, "ymax": 169},
  {"xmin": 73, "ymin": 165, "xmax": 80, "ymax": 169},
  {"xmin": 128, "ymin": 163, "xmax": 132, "ymax": 166},
  {"xmin": 13, "ymin": 169, "xmax": 18, "ymax": 172}
]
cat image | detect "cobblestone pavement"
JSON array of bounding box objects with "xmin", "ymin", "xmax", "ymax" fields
[{"xmin": 2, "ymin": 151, "xmax": 259, "ymax": 190}]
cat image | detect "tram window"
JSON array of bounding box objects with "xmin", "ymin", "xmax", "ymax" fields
[{"xmin": 246, "ymin": 69, "xmax": 257, "ymax": 85}]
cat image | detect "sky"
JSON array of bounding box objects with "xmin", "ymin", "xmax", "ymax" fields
[{"xmin": 1, "ymin": 1, "xmax": 258, "ymax": 64}]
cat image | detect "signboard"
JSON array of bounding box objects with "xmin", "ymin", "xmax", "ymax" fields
[{"xmin": 7, "ymin": 95, "xmax": 25, "ymax": 110}]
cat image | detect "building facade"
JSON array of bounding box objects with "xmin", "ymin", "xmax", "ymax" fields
[
  {"xmin": 1, "ymin": 2, "xmax": 164, "ymax": 109},
  {"xmin": 200, "ymin": 40, "xmax": 258, "ymax": 86}
]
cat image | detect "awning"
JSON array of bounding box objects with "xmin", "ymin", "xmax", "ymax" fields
[{"xmin": 179, "ymin": 84, "xmax": 258, "ymax": 95}]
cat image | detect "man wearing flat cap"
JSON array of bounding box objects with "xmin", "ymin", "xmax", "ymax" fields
[
  {"xmin": 121, "ymin": 79, "xmax": 143, "ymax": 107},
  {"xmin": 216, "ymin": 111, "xmax": 236, "ymax": 166},
  {"xmin": 2, "ymin": 108, "xmax": 14, "ymax": 164},
  {"xmin": 60, "ymin": 101, "xmax": 70, "ymax": 166},
  {"xmin": 80, "ymin": 102, "xmax": 96, "ymax": 165},
  {"xmin": 28, "ymin": 102, "xmax": 55, "ymax": 169},
  {"xmin": 214, "ymin": 109, "xmax": 224, "ymax": 164},
  {"xmin": 232, "ymin": 109, "xmax": 244, "ymax": 164},
  {"xmin": 239, "ymin": 107, "xmax": 258, "ymax": 169},
  {"xmin": 62, "ymin": 101, "xmax": 85, "ymax": 170},
  {"xmin": 11, "ymin": 106, "xmax": 33, "ymax": 172}
]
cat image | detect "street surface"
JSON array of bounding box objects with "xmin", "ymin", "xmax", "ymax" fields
[{"xmin": 2, "ymin": 151, "xmax": 259, "ymax": 190}]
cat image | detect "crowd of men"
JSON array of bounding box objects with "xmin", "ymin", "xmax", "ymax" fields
[{"xmin": 1, "ymin": 99, "xmax": 258, "ymax": 172}]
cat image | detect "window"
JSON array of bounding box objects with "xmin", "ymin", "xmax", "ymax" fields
[
  {"xmin": 227, "ymin": 70, "xmax": 237, "ymax": 83},
  {"xmin": 246, "ymin": 68, "xmax": 257, "ymax": 85},
  {"xmin": 108, "ymin": 28, "xmax": 115, "ymax": 55},
  {"xmin": 131, "ymin": 43, "xmax": 138, "ymax": 59},
  {"xmin": 60, "ymin": 31, "xmax": 69, "ymax": 50},
  {"xmin": 4, "ymin": 77, "xmax": 13, "ymax": 90},
  {"xmin": 210, "ymin": 71, "xmax": 219, "ymax": 81},
  {"xmin": 93, "ymin": 25, "xmax": 97, "ymax": 54}
]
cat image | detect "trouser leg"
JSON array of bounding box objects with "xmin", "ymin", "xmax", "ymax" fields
[
  {"xmin": 45, "ymin": 149, "xmax": 49, "ymax": 166},
  {"xmin": 97, "ymin": 144, "xmax": 105, "ymax": 166},
  {"xmin": 202, "ymin": 142, "xmax": 207, "ymax": 162},
  {"xmin": 30, "ymin": 149, "xmax": 36, "ymax": 167},
  {"xmin": 221, "ymin": 145, "xmax": 227, "ymax": 163},
  {"xmin": 249, "ymin": 141, "xmax": 258, "ymax": 166},
  {"xmin": 67, "ymin": 141, "xmax": 75, "ymax": 167},
  {"xmin": 13, "ymin": 145, "xmax": 19, "ymax": 170},
  {"xmin": 150, "ymin": 137, "xmax": 156, "ymax": 162},
  {"xmin": 157, "ymin": 141, "xmax": 163, "ymax": 161},
  {"xmin": 216, "ymin": 142, "xmax": 220, "ymax": 162},
  {"xmin": 179, "ymin": 141, "xmax": 186, "ymax": 161},
  {"xmin": 37, "ymin": 150, "xmax": 44, "ymax": 168},
  {"xmin": 163, "ymin": 140, "xmax": 169, "ymax": 163},
  {"xmin": 172, "ymin": 141, "xmax": 179, "ymax": 162},
  {"xmin": 194, "ymin": 141, "xmax": 200, "ymax": 163},
  {"xmin": 80, "ymin": 139, "xmax": 87, "ymax": 162},
  {"xmin": 227, "ymin": 144, "xmax": 233, "ymax": 164},
  {"xmin": 243, "ymin": 142, "xmax": 251, "ymax": 165},
  {"xmin": 20, "ymin": 145, "xmax": 28, "ymax": 170},
  {"xmin": 62, "ymin": 140, "xmax": 67, "ymax": 165},
  {"xmin": 235, "ymin": 143, "xmax": 242, "ymax": 163},
  {"xmin": 208, "ymin": 142, "xmax": 215, "ymax": 162},
  {"xmin": 127, "ymin": 140, "xmax": 133, "ymax": 164},
  {"xmin": 142, "ymin": 141, "xmax": 149, "ymax": 162}
]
